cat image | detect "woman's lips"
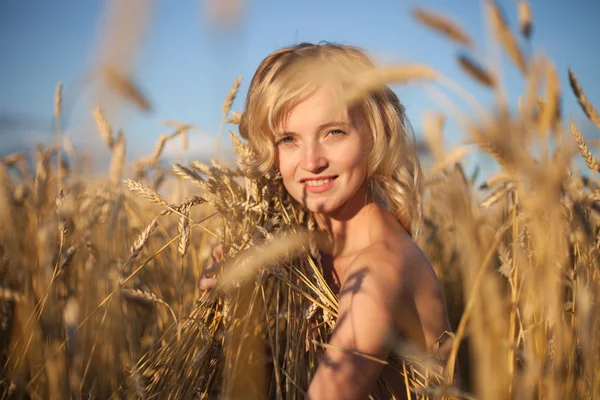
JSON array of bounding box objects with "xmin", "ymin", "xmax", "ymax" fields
[{"xmin": 302, "ymin": 176, "xmax": 337, "ymax": 194}]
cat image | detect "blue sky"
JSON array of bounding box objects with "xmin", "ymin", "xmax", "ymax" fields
[{"xmin": 1, "ymin": 0, "xmax": 599, "ymax": 179}]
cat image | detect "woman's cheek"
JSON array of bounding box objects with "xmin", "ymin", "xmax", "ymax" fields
[{"xmin": 277, "ymin": 152, "xmax": 296, "ymax": 184}]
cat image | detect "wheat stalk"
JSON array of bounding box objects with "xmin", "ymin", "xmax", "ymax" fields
[
  {"xmin": 568, "ymin": 68, "xmax": 600, "ymax": 130},
  {"xmin": 103, "ymin": 65, "xmax": 152, "ymax": 112},
  {"xmin": 517, "ymin": 1, "xmax": 533, "ymax": 39},
  {"xmin": 1, "ymin": 152, "xmax": 27, "ymax": 166},
  {"xmin": 171, "ymin": 164, "xmax": 215, "ymax": 203},
  {"xmin": 481, "ymin": 182, "xmax": 515, "ymax": 208},
  {"xmin": 457, "ymin": 53, "xmax": 496, "ymax": 88},
  {"xmin": 108, "ymin": 131, "xmax": 126, "ymax": 187},
  {"xmin": 121, "ymin": 288, "xmax": 178, "ymax": 327},
  {"xmin": 520, "ymin": 56, "xmax": 546, "ymax": 121},
  {"xmin": 178, "ymin": 206, "xmax": 190, "ymax": 256},
  {"xmin": 8, "ymin": 4, "xmax": 600, "ymax": 399},
  {"xmin": 216, "ymin": 76, "xmax": 243, "ymax": 159},
  {"xmin": 129, "ymin": 217, "xmax": 159, "ymax": 260},
  {"xmin": 488, "ymin": 1, "xmax": 527, "ymax": 75},
  {"xmin": 429, "ymin": 146, "xmax": 472, "ymax": 175},
  {"xmin": 172, "ymin": 163, "xmax": 203, "ymax": 183},
  {"xmin": 412, "ymin": 7, "xmax": 474, "ymax": 48},
  {"xmin": 537, "ymin": 62, "xmax": 561, "ymax": 136},
  {"xmin": 479, "ymin": 171, "xmax": 514, "ymax": 190},
  {"xmin": 469, "ymin": 127, "xmax": 510, "ymax": 169},
  {"xmin": 225, "ymin": 111, "xmax": 242, "ymax": 124},
  {"xmin": 150, "ymin": 134, "xmax": 168, "ymax": 164},
  {"xmin": 571, "ymin": 122, "xmax": 599, "ymax": 172},
  {"xmin": 54, "ymin": 82, "xmax": 62, "ymax": 118},
  {"xmin": 167, "ymin": 123, "xmax": 192, "ymax": 152},
  {"xmin": 343, "ymin": 65, "xmax": 439, "ymax": 106},
  {"xmin": 93, "ymin": 106, "xmax": 115, "ymax": 148},
  {"xmin": 218, "ymin": 230, "xmax": 310, "ymax": 291},
  {"xmin": 160, "ymin": 195, "xmax": 205, "ymax": 216},
  {"xmin": 137, "ymin": 126, "xmax": 192, "ymax": 168},
  {"xmin": 222, "ymin": 76, "xmax": 242, "ymax": 119},
  {"xmin": 423, "ymin": 111, "xmax": 447, "ymax": 161},
  {"xmin": 124, "ymin": 179, "xmax": 170, "ymax": 207}
]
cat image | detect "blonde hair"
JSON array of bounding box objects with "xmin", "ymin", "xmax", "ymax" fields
[{"xmin": 239, "ymin": 42, "xmax": 423, "ymax": 237}]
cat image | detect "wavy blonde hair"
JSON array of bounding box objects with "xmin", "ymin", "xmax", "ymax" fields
[{"xmin": 239, "ymin": 42, "xmax": 423, "ymax": 237}]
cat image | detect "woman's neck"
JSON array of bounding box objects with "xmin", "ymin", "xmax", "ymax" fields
[{"xmin": 313, "ymin": 184, "xmax": 379, "ymax": 258}]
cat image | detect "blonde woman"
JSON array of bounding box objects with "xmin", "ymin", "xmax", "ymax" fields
[{"xmin": 200, "ymin": 42, "xmax": 454, "ymax": 399}]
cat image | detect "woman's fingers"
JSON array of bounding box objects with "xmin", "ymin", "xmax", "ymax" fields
[
  {"xmin": 212, "ymin": 243, "xmax": 224, "ymax": 262},
  {"xmin": 199, "ymin": 244, "xmax": 224, "ymax": 292},
  {"xmin": 204, "ymin": 261, "xmax": 220, "ymax": 277},
  {"xmin": 199, "ymin": 263, "xmax": 219, "ymax": 291},
  {"xmin": 199, "ymin": 277, "xmax": 218, "ymax": 291}
]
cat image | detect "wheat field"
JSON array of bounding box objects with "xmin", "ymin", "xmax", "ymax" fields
[{"xmin": 1, "ymin": 2, "xmax": 600, "ymax": 399}]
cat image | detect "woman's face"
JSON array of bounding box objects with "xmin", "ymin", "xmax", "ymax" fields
[{"xmin": 275, "ymin": 87, "xmax": 371, "ymax": 217}]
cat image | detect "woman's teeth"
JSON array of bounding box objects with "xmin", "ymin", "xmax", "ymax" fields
[{"xmin": 305, "ymin": 178, "xmax": 332, "ymax": 187}]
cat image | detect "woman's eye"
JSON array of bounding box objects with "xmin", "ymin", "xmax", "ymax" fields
[
  {"xmin": 276, "ymin": 136, "xmax": 295, "ymax": 145},
  {"xmin": 328, "ymin": 129, "xmax": 346, "ymax": 137}
]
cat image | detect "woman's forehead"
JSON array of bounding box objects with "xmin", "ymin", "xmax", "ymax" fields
[{"xmin": 277, "ymin": 86, "xmax": 350, "ymax": 132}]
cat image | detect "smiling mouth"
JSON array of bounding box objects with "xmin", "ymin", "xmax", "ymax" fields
[
  {"xmin": 300, "ymin": 176, "xmax": 338, "ymax": 191},
  {"xmin": 304, "ymin": 178, "xmax": 335, "ymax": 187}
]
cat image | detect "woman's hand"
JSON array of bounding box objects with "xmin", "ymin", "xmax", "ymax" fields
[{"xmin": 198, "ymin": 244, "xmax": 223, "ymax": 291}]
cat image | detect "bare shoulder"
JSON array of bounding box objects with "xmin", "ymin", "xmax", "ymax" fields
[
  {"xmin": 346, "ymin": 228, "xmax": 451, "ymax": 351},
  {"xmin": 348, "ymin": 229, "xmax": 439, "ymax": 298}
]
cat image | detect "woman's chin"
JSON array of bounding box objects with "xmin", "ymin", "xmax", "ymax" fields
[{"xmin": 304, "ymin": 199, "xmax": 338, "ymax": 215}]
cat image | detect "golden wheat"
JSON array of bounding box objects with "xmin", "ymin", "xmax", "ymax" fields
[
  {"xmin": 571, "ymin": 122, "xmax": 599, "ymax": 172},
  {"xmin": 517, "ymin": 1, "xmax": 533, "ymax": 39},
  {"xmin": 342, "ymin": 65, "xmax": 440, "ymax": 107},
  {"xmin": 103, "ymin": 65, "xmax": 152, "ymax": 112},
  {"xmin": 457, "ymin": 53, "xmax": 496, "ymax": 88},
  {"xmin": 488, "ymin": 1, "xmax": 527, "ymax": 75},
  {"xmin": 92, "ymin": 106, "xmax": 115, "ymax": 148},
  {"xmin": 412, "ymin": 7, "xmax": 474, "ymax": 48},
  {"xmin": 2, "ymin": 3, "xmax": 600, "ymax": 399},
  {"xmin": 568, "ymin": 68, "xmax": 600, "ymax": 129}
]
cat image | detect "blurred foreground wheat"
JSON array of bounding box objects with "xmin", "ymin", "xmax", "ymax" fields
[{"xmin": 2, "ymin": 2, "xmax": 600, "ymax": 399}]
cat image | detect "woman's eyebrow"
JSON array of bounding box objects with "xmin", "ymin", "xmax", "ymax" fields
[
  {"xmin": 318, "ymin": 121, "xmax": 349, "ymax": 130},
  {"xmin": 274, "ymin": 131, "xmax": 298, "ymax": 138},
  {"xmin": 278, "ymin": 121, "xmax": 349, "ymax": 136}
]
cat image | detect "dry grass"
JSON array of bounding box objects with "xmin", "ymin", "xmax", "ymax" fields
[{"xmin": 2, "ymin": 2, "xmax": 600, "ymax": 399}]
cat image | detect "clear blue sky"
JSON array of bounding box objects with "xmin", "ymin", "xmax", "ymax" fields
[{"xmin": 1, "ymin": 0, "xmax": 599, "ymax": 178}]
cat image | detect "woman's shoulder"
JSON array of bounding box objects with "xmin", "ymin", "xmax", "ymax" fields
[{"xmin": 349, "ymin": 222, "xmax": 435, "ymax": 295}]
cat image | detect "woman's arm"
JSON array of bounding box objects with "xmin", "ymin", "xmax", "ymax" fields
[
  {"xmin": 307, "ymin": 245, "xmax": 453, "ymax": 400},
  {"xmin": 306, "ymin": 248, "xmax": 407, "ymax": 400}
]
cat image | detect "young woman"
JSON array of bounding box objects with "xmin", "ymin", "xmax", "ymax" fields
[{"xmin": 200, "ymin": 42, "xmax": 454, "ymax": 399}]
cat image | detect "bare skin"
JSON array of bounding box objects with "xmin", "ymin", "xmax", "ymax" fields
[
  {"xmin": 306, "ymin": 199, "xmax": 452, "ymax": 400},
  {"xmin": 199, "ymin": 86, "xmax": 454, "ymax": 398},
  {"xmin": 199, "ymin": 199, "xmax": 453, "ymax": 399}
]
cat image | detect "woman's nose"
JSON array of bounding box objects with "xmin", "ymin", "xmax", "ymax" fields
[{"xmin": 301, "ymin": 142, "xmax": 328, "ymax": 173}]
